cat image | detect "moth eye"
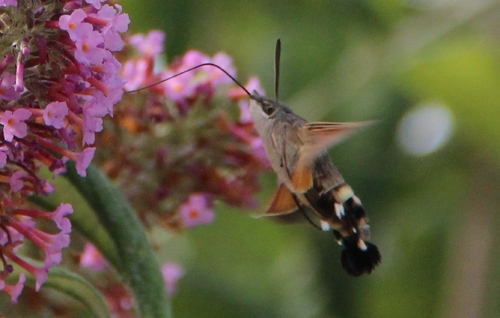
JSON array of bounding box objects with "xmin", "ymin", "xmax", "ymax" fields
[{"xmin": 262, "ymin": 103, "xmax": 275, "ymax": 116}]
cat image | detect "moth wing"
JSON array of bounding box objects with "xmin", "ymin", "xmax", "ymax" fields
[
  {"xmin": 254, "ymin": 183, "xmax": 298, "ymax": 217},
  {"xmin": 290, "ymin": 121, "xmax": 373, "ymax": 192}
]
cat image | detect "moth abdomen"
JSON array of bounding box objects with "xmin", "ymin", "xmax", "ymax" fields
[
  {"xmin": 340, "ymin": 238, "xmax": 381, "ymax": 276},
  {"xmin": 306, "ymin": 182, "xmax": 381, "ymax": 275}
]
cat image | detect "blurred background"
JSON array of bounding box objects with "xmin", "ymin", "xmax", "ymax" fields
[{"xmin": 122, "ymin": 0, "xmax": 499, "ymax": 317}]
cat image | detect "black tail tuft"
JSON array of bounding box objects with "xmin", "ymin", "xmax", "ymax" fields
[{"xmin": 341, "ymin": 241, "xmax": 381, "ymax": 276}]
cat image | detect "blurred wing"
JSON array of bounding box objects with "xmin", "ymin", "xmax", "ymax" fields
[
  {"xmin": 254, "ymin": 183, "xmax": 298, "ymax": 217},
  {"xmin": 298, "ymin": 121, "xmax": 373, "ymax": 167},
  {"xmin": 290, "ymin": 121, "xmax": 373, "ymax": 193}
]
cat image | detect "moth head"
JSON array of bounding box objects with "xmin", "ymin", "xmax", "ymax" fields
[{"xmin": 250, "ymin": 92, "xmax": 279, "ymax": 119}]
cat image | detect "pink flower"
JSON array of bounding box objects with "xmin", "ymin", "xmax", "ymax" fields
[
  {"xmin": 245, "ymin": 76, "xmax": 265, "ymax": 95},
  {"xmin": 86, "ymin": 0, "xmax": 105, "ymax": 9},
  {"xmin": 2, "ymin": 237, "xmax": 49, "ymax": 291},
  {"xmin": 179, "ymin": 194, "xmax": 215, "ymax": 228},
  {"xmin": 74, "ymin": 30, "xmax": 107, "ymax": 65},
  {"xmin": 182, "ymin": 50, "xmax": 210, "ymax": 68},
  {"xmin": 161, "ymin": 70, "xmax": 196, "ymax": 102},
  {"xmin": 210, "ymin": 52, "xmax": 237, "ymax": 86},
  {"xmin": 75, "ymin": 147, "xmax": 96, "ymax": 177},
  {"xmin": 44, "ymin": 251, "xmax": 63, "ymax": 268},
  {"xmin": 0, "ymin": 108, "xmax": 31, "ymax": 141},
  {"xmin": 59, "ymin": 9, "xmax": 88, "ymax": 41},
  {"xmin": 122, "ymin": 59, "xmax": 148, "ymax": 91},
  {"xmin": 52, "ymin": 203, "xmax": 73, "ymax": 233},
  {"xmin": 90, "ymin": 5, "xmax": 130, "ymax": 52},
  {"xmin": 83, "ymin": 116, "xmax": 103, "ymax": 145},
  {"xmin": 83, "ymin": 94, "xmax": 108, "ymax": 118},
  {"xmin": 102, "ymin": 26, "xmax": 125, "ymax": 52},
  {"xmin": 9, "ymin": 170, "xmax": 25, "ymax": 192},
  {"xmin": 8, "ymin": 218, "xmax": 70, "ymax": 256},
  {"xmin": 129, "ymin": 30, "xmax": 165, "ymax": 56},
  {"xmin": 43, "ymin": 101, "xmax": 68, "ymax": 129},
  {"xmin": 0, "ymin": 273, "xmax": 25, "ymax": 304},
  {"xmin": 0, "ymin": 150, "xmax": 7, "ymax": 168},
  {"xmin": 0, "ymin": 72, "xmax": 20, "ymax": 100},
  {"xmin": 0, "ymin": 0, "xmax": 17, "ymax": 7},
  {"xmin": 80, "ymin": 242, "xmax": 107, "ymax": 271},
  {"xmin": 161, "ymin": 263, "xmax": 185, "ymax": 295}
]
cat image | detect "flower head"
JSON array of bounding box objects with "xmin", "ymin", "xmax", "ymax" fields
[
  {"xmin": 0, "ymin": 0, "xmax": 128, "ymax": 302},
  {"xmin": 95, "ymin": 30, "xmax": 268, "ymax": 229}
]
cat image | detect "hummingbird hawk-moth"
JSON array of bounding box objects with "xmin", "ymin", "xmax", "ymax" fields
[{"xmin": 139, "ymin": 39, "xmax": 381, "ymax": 276}]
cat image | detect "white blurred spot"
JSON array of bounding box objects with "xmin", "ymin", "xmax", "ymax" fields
[
  {"xmin": 334, "ymin": 203, "xmax": 345, "ymax": 218},
  {"xmin": 358, "ymin": 240, "xmax": 367, "ymax": 251},
  {"xmin": 398, "ymin": 102, "xmax": 454, "ymax": 156},
  {"xmin": 320, "ymin": 220, "xmax": 330, "ymax": 232}
]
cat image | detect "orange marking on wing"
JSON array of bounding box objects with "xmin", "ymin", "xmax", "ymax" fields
[
  {"xmin": 262, "ymin": 183, "xmax": 298, "ymax": 216},
  {"xmin": 290, "ymin": 164, "xmax": 313, "ymax": 193}
]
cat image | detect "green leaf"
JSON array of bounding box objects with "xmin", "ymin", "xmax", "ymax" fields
[
  {"xmin": 64, "ymin": 162, "xmax": 171, "ymax": 318},
  {"xmin": 24, "ymin": 267, "xmax": 111, "ymax": 318}
]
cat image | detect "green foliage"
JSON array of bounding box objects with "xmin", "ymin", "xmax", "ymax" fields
[
  {"xmin": 64, "ymin": 162, "xmax": 171, "ymax": 318},
  {"xmin": 35, "ymin": 267, "xmax": 112, "ymax": 318}
]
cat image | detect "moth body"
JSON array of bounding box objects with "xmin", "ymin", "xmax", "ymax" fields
[
  {"xmin": 145, "ymin": 39, "xmax": 382, "ymax": 276},
  {"xmin": 249, "ymin": 93, "xmax": 381, "ymax": 276}
]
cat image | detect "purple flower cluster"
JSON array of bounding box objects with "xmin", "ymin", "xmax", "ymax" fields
[{"xmin": 0, "ymin": 0, "xmax": 128, "ymax": 303}]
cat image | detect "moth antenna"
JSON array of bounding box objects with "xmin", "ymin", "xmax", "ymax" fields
[
  {"xmin": 274, "ymin": 39, "xmax": 281, "ymax": 100},
  {"xmin": 125, "ymin": 62, "xmax": 252, "ymax": 97}
]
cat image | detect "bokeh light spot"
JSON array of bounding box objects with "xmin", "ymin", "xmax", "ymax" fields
[{"xmin": 398, "ymin": 102, "xmax": 454, "ymax": 156}]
